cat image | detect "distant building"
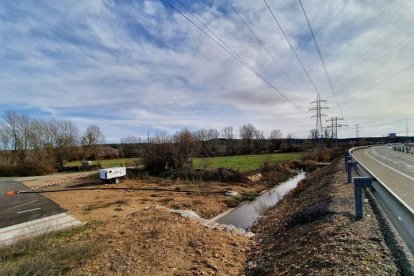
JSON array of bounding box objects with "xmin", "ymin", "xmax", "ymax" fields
[{"xmin": 389, "ymin": 133, "xmax": 397, "ymax": 138}]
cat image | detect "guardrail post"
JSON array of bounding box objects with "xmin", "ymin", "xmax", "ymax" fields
[
  {"xmin": 347, "ymin": 161, "xmax": 356, "ymax": 183},
  {"xmin": 353, "ymin": 177, "xmax": 372, "ymax": 219},
  {"xmin": 345, "ymin": 155, "xmax": 352, "ymax": 170}
]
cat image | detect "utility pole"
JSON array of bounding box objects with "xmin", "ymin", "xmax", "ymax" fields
[
  {"xmin": 355, "ymin": 124, "xmax": 360, "ymax": 139},
  {"xmin": 406, "ymin": 119, "xmax": 409, "ymax": 137},
  {"xmin": 326, "ymin": 117, "xmax": 347, "ymax": 144},
  {"xmin": 310, "ymin": 93, "xmax": 328, "ymax": 139}
]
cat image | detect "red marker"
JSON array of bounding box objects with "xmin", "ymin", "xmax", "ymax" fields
[{"xmin": 6, "ymin": 191, "xmax": 16, "ymax": 197}]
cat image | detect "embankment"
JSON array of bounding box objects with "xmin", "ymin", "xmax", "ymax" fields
[{"xmin": 248, "ymin": 159, "xmax": 406, "ymax": 275}]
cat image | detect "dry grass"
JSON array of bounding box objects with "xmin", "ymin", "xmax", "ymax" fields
[
  {"xmin": 0, "ymin": 227, "xmax": 98, "ymax": 275},
  {"xmin": 81, "ymin": 199, "xmax": 129, "ymax": 211}
]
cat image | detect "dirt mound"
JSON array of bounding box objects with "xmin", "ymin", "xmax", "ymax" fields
[{"xmin": 75, "ymin": 207, "xmax": 250, "ymax": 275}]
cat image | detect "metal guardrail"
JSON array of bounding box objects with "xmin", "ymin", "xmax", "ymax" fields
[{"xmin": 349, "ymin": 146, "xmax": 414, "ymax": 255}]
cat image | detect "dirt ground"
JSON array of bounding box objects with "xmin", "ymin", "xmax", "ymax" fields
[
  {"xmin": 23, "ymin": 172, "xmax": 286, "ymax": 275},
  {"xmin": 248, "ymin": 160, "xmax": 402, "ymax": 275},
  {"xmin": 15, "ymin": 161, "xmax": 407, "ymax": 275}
]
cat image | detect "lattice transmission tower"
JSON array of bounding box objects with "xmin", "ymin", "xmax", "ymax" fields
[
  {"xmin": 326, "ymin": 117, "xmax": 347, "ymax": 140},
  {"xmin": 310, "ymin": 93, "xmax": 328, "ymax": 139}
]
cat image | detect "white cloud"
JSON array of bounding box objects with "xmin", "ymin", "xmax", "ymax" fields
[{"xmin": 0, "ymin": 0, "xmax": 413, "ymax": 141}]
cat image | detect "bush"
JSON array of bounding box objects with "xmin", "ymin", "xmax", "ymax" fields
[
  {"xmin": 141, "ymin": 143, "xmax": 176, "ymax": 174},
  {"xmin": 0, "ymin": 150, "xmax": 56, "ymax": 176},
  {"xmin": 302, "ymin": 148, "xmax": 334, "ymax": 162},
  {"xmin": 165, "ymin": 168, "xmax": 247, "ymax": 183}
]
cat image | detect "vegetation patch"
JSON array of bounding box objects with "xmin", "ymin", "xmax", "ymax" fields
[
  {"xmin": 224, "ymin": 192, "xmax": 260, "ymax": 208},
  {"xmin": 0, "ymin": 227, "xmax": 98, "ymax": 276},
  {"xmin": 193, "ymin": 152, "xmax": 302, "ymax": 172}
]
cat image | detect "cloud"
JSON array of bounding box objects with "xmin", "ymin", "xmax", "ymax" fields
[{"xmin": 0, "ymin": 0, "xmax": 413, "ymax": 141}]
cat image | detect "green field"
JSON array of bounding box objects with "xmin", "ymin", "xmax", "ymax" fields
[
  {"xmin": 193, "ymin": 152, "xmax": 302, "ymax": 172},
  {"xmin": 65, "ymin": 158, "xmax": 138, "ymax": 168},
  {"xmin": 65, "ymin": 152, "xmax": 301, "ymax": 172}
]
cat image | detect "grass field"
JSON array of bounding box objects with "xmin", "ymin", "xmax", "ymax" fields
[
  {"xmin": 65, "ymin": 152, "xmax": 301, "ymax": 172},
  {"xmin": 193, "ymin": 152, "xmax": 302, "ymax": 172},
  {"xmin": 65, "ymin": 158, "xmax": 138, "ymax": 168}
]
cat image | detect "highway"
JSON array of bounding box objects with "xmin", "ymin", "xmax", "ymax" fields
[
  {"xmin": 352, "ymin": 146, "xmax": 414, "ymax": 210},
  {"xmin": 0, "ymin": 179, "xmax": 65, "ymax": 228}
]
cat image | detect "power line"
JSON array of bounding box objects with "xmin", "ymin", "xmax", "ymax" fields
[
  {"xmin": 298, "ymin": 0, "xmax": 346, "ymax": 122},
  {"xmin": 160, "ymin": 0, "xmax": 295, "ymax": 105},
  {"xmin": 225, "ymin": 0, "xmax": 309, "ymax": 101},
  {"xmin": 340, "ymin": 26, "xmax": 414, "ymax": 90},
  {"xmin": 334, "ymin": 1, "xmax": 414, "ymax": 85},
  {"xmin": 264, "ymin": 0, "xmax": 320, "ymax": 96},
  {"xmin": 357, "ymin": 62, "xmax": 414, "ymax": 94}
]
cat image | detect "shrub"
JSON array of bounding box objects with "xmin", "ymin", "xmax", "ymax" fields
[{"xmin": 302, "ymin": 148, "xmax": 334, "ymax": 162}]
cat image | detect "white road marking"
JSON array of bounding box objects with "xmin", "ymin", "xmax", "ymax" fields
[
  {"xmin": 0, "ymin": 199, "xmax": 39, "ymax": 215},
  {"xmin": 17, "ymin": 208, "xmax": 41, "ymax": 214},
  {"xmin": 365, "ymin": 149, "xmax": 414, "ymax": 182}
]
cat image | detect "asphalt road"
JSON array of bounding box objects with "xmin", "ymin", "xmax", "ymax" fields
[
  {"xmin": 353, "ymin": 146, "xmax": 414, "ymax": 209},
  {"xmin": 0, "ymin": 179, "xmax": 65, "ymax": 228}
]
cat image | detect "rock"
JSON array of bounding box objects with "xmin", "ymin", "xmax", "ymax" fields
[
  {"xmin": 245, "ymin": 232, "xmax": 255, "ymax": 238},
  {"xmin": 203, "ymin": 260, "xmax": 218, "ymax": 271},
  {"xmin": 233, "ymin": 228, "xmax": 246, "ymax": 235},
  {"xmin": 224, "ymin": 191, "xmax": 239, "ymax": 197},
  {"xmin": 172, "ymin": 209, "xmax": 200, "ymax": 219},
  {"xmin": 224, "ymin": 224, "xmax": 236, "ymax": 232},
  {"xmin": 247, "ymin": 261, "xmax": 257, "ymax": 269}
]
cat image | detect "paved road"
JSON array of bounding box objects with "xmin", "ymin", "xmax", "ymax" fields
[
  {"xmin": 0, "ymin": 179, "xmax": 65, "ymax": 228},
  {"xmin": 353, "ymin": 146, "xmax": 414, "ymax": 209}
]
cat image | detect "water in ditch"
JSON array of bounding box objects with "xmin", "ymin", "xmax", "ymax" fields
[{"xmin": 215, "ymin": 172, "xmax": 306, "ymax": 230}]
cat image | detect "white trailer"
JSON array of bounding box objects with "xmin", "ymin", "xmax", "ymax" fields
[{"xmin": 99, "ymin": 167, "xmax": 126, "ymax": 184}]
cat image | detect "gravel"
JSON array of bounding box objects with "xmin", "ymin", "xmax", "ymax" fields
[{"xmin": 247, "ymin": 159, "xmax": 404, "ymax": 275}]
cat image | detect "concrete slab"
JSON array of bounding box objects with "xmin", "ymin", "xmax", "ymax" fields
[{"xmin": 0, "ymin": 212, "xmax": 85, "ymax": 247}]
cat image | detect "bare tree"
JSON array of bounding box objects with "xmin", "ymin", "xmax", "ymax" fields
[
  {"xmin": 222, "ymin": 126, "xmax": 235, "ymax": 155},
  {"xmin": 323, "ymin": 127, "xmax": 333, "ymax": 148},
  {"xmin": 52, "ymin": 120, "xmax": 79, "ymax": 165},
  {"xmin": 174, "ymin": 128, "xmax": 195, "ymax": 170},
  {"xmin": 81, "ymin": 125, "xmax": 105, "ymax": 159},
  {"xmin": 3, "ymin": 111, "xmax": 20, "ymax": 151},
  {"xmin": 222, "ymin": 126, "xmax": 233, "ymax": 139},
  {"xmin": 120, "ymin": 135, "xmax": 142, "ymax": 157},
  {"xmin": 240, "ymin": 123, "xmax": 256, "ymax": 153},
  {"xmin": 269, "ymin": 129, "xmax": 283, "ymax": 152},
  {"xmin": 193, "ymin": 128, "xmax": 219, "ymax": 156},
  {"xmin": 253, "ymin": 129, "xmax": 265, "ymax": 153},
  {"xmin": 206, "ymin": 128, "xmax": 219, "ymax": 155},
  {"xmin": 284, "ymin": 133, "xmax": 295, "ymax": 149},
  {"xmin": 0, "ymin": 126, "xmax": 10, "ymax": 150},
  {"xmin": 309, "ymin": 129, "xmax": 318, "ymax": 141}
]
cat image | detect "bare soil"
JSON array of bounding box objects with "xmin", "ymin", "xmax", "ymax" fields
[
  {"xmin": 15, "ymin": 160, "xmax": 403, "ymax": 275},
  {"xmin": 248, "ymin": 160, "xmax": 401, "ymax": 275},
  {"xmin": 28, "ymin": 171, "xmax": 290, "ymax": 275}
]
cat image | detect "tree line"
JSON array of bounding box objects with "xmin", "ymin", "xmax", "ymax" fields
[
  {"xmin": 0, "ymin": 111, "xmax": 299, "ymax": 176},
  {"xmin": 116, "ymin": 124, "xmax": 295, "ymax": 160},
  {"xmin": 0, "ymin": 111, "xmax": 105, "ymax": 175}
]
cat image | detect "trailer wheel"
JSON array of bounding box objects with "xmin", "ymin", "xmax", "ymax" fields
[{"xmin": 114, "ymin": 177, "xmax": 120, "ymax": 184}]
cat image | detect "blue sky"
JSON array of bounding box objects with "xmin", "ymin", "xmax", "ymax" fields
[{"xmin": 1, "ymin": 0, "xmax": 413, "ymax": 142}]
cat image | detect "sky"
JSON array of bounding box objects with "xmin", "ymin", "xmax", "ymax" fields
[{"xmin": 0, "ymin": 0, "xmax": 414, "ymax": 142}]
